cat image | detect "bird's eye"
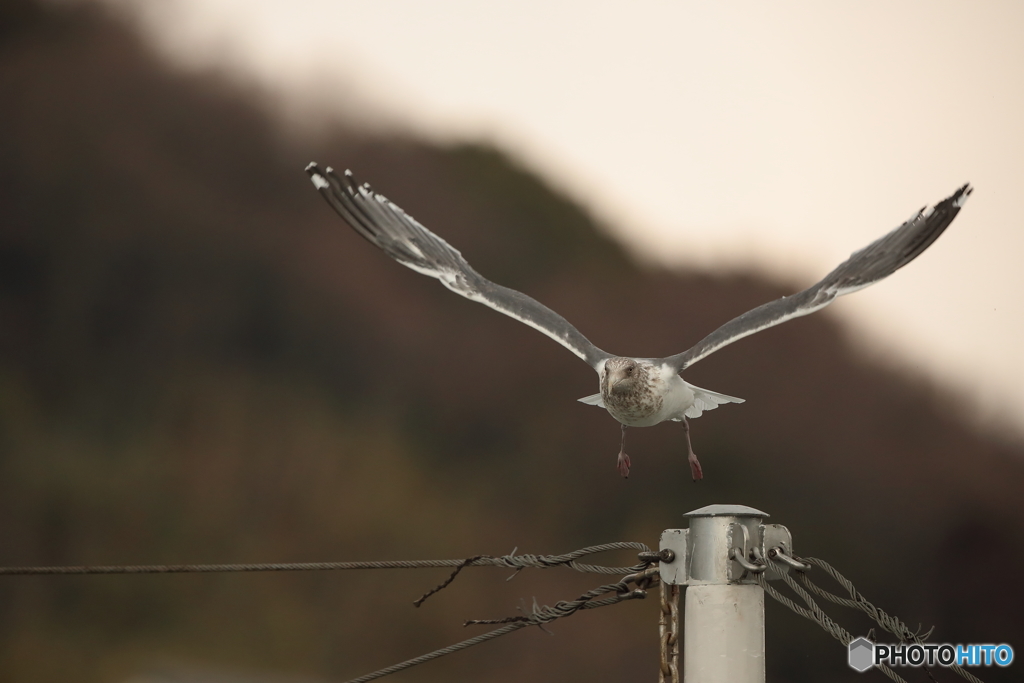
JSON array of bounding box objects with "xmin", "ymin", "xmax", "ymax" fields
[{"xmin": 626, "ymin": 367, "xmax": 634, "ymax": 375}]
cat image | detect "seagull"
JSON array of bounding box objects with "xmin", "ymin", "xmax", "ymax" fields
[{"xmin": 305, "ymin": 162, "xmax": 971, "ymax": 480}]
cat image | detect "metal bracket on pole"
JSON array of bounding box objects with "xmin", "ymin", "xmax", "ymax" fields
[
  {"xmin": 761, "ymin": 523, "xmax": 795, "ymax": 582},
  {"xmin": 659, "ymin": 528, "xmax": 689, "ymax": 586},
  {"xmin": 658, "ymin": 508, "xmax": 795, "ymax": 586},
  {"xmin": 656, "ymin": 505, "xmax": 796, "ymax": 683}
]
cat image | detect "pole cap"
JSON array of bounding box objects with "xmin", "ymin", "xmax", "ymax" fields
[{"xmin": 684, "ymin": 504, "xmax": 769, "ymax": 519}]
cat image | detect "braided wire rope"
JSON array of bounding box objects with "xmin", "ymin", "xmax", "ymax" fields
[
  {"xmin": 799, "ymin": 557, "xmax": 986, "ymax": 683},
  {"xmin": 5, "ymin": 534, "xmax": 996, "ymax": 683},
  {"xmin": 758, "ymin": 552, "xmax": 988, "ymax": 683},
  {"xmin": 755, "ymin": 556, "xmax": 908, "ymax": 683},
  {"xmin": 799, "ymin": 558, "xmax": 933, "ymax": 641}
]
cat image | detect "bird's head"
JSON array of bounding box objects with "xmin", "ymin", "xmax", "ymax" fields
[{"xmin": 604, "ymin": 357, "xmax": 641, "ymax": 396}]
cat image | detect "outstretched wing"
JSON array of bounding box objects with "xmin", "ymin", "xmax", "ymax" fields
[
  {"xmin": 664, "ymin": 184, "xmax": 973, "ymax": 372},
  {"xmin": 306, "ymin": 163, "xmax": 613, "ymax": 369}
]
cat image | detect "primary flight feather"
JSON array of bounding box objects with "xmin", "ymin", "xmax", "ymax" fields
[{"xmin": 307, "ymin": 162, "xmax": 971, "ymax": 479}]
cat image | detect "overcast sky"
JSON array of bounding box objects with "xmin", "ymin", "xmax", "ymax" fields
[{"xmin": 100, "ymin": 0, "xmax": 1024, "ymax": 437}]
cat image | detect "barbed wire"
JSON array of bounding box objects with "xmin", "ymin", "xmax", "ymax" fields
[
  {"xmin": 0, "ymin": 542, "xmax": 651, "ymax": 577},
  {"xmin": 757, "ymin": 552, "xmax": 987, "ymax": 683},
  {"xmin": 0, "ymin": 541, "xmax": 661, "ymax": 681},
  {"xmin": 0, "ymin": 541, "xmax": 655, "ymax": 618},
  {"xmin": 343, "ymin": 565, "xmax": 658, "ymax": 683}
]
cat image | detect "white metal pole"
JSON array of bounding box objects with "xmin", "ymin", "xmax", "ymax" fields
[
  {"xmin": 684, "ymin": 584, "xmax": 764, "ymax": 682},
  {"xmin": 680, "ymin": 505, "xmax": 767, "ymax": 683}
]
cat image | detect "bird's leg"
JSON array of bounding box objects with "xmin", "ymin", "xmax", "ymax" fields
[
  {"xmin": 682, "ymin": 417, "xmax": 703, "ymax": 481},
  {"xmin": 616, "ymin": 423, "xmax": 631, "ymax": 478}
]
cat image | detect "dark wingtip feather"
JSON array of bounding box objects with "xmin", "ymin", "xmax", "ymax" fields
[{"xmin": 954, "ymin": 183, "xmax": 973, "ymax": 207}]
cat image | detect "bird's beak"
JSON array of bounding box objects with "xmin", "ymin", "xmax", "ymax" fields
[{"xmin": 609, "ymin": 374, "xmax": 630, "ymax": 394}]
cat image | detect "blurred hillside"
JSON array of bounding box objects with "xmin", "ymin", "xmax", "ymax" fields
[{"xmin": 1, "ymin": 1, "xmax": 1022, "ymax": 682}]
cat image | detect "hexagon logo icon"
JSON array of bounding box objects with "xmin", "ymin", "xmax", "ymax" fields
[{"xmin": 848, "ymin": 637, "xmax": 875, "ymax": 672}]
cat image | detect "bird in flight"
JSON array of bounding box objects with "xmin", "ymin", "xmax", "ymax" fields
[{"xmin": 305, "ymin": 162, "xmax": 971, "ymax": 480}]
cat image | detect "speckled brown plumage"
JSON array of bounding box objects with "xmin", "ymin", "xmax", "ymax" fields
[{"xmin": 601, "ymin": 358, "xmax": 664, "ymax": 424}]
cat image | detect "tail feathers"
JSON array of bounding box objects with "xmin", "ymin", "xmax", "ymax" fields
[
  {"xmin": 683, "ymin": 384, "xmax": 744, "ymax": 419},
  {"xmin": 580, "ymin": 386, "xmax": 742, "ymax": 420}
]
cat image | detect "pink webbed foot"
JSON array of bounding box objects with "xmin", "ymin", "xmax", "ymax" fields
[
  {"xmin": 616, "ymin": 451, "xmax": 631, "ymax": 478},
  {"xmin": 688, "ymin": 452, "xmax": 703, "ymax": 482}
]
